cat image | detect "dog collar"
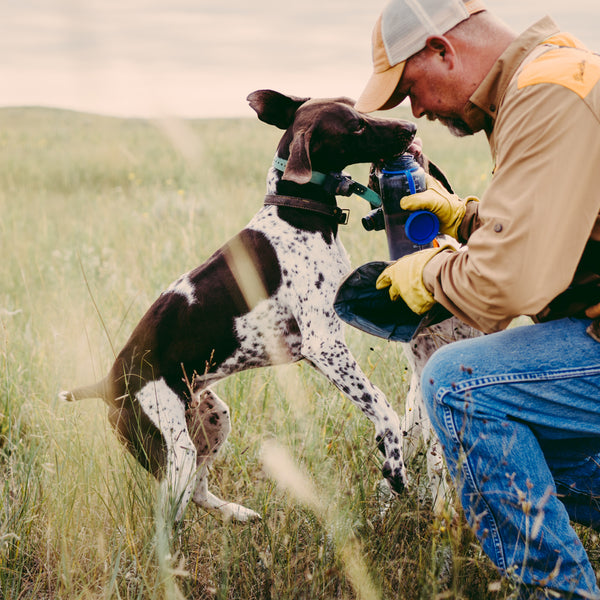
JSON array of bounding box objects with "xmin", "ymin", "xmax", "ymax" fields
[
  {"xmin": 272, "ymin": 156, "xmax": 382, "ymax": 208},
  {"xmin": 264, "ymin": 194, "xmax": 350, "ymax": 225}
]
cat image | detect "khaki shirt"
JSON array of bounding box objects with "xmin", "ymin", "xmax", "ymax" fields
[{"xmin": 423, "ymin": 17, "xmax": 600, "ymax": 333}]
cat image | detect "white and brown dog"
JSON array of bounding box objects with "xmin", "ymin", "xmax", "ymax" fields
[
  {"xmin": 60, "ymin": 90, "xmax": 421, "ymax": 522},
  {"xmin": 61, "ymin": 89, "xmax": 480, "ymax": 522}
]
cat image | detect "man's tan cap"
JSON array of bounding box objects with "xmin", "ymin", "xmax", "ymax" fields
[{"xmin": 356, "ymin": 0, "xmax": 486, "ymax": 113}]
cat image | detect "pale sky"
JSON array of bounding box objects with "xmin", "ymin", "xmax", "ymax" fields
[{"xmin": 2, "ymin": 0, "xmax": 599, "ymax": 119}]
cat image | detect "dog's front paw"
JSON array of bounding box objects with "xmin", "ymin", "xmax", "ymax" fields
[
  {"xmin": 377, "ymin": 429, "xmax": 409, "ymax": 494},
  {"xmin": 382, "ymin": 460, "xmax": 408, "ymax": 495}
]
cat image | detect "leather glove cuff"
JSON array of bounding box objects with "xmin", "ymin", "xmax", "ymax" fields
[{"xmin": 375, "ymin": 246, "xmax": 454, "ymax": 314}]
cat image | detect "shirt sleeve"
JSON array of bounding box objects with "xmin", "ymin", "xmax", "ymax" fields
[{"xmin": 423, "ymin": 80, "xmax": 600, "ymax": 333}]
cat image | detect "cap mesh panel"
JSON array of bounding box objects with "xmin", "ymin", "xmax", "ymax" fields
[{"xmin": 382, "ymin": 0, "xmax": 469, "ymax": 65}]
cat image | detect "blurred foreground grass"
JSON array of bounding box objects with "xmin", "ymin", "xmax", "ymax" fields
[{"xmin": 2, "ymin": 103, "xmax": 593, "ymax": 599}]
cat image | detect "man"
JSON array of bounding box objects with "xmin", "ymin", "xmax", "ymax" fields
[{"xmin": 355, "ymin": 0, "xmax": 600, "ymax": 598}]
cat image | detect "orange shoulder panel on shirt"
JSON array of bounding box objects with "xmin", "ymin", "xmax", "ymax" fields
[{"xmin": 517, "ymin": 47, "xmax": 600, "ymax": 99}]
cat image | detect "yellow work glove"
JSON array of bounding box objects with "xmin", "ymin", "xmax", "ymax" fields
[
  {"xmin": 400, "ymin": 173, "xmax": 477, "ymax": 240},
  {"xmin": 376, "ymin": 246, "xmax": 451, "ymax": 314}
]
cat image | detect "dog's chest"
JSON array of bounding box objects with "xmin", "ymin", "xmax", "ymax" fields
[
  {"xmin": 261, "ymin": 166, "xmax": 351, "ymax": 281},
  {"xmin": 210, "ymin": 206, "xmax": 351, "ymax": 376},
  {"xmin": 246, "ymin": 206, "xmax": 351, "ymax": 299}
]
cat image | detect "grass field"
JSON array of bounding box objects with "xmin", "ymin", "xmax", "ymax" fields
[{"xmin": 1, "ymin": 102, "xmax": 595, "ymax": 599}]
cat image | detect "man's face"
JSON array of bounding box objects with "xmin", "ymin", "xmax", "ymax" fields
[{"xmin": 393, "ymin": 48, "xmax": 480, "ymax": 137}]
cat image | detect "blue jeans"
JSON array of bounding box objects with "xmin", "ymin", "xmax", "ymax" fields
[{"xmin": 422, "ymin": 318, "xmax": 600, "ymax": 599}]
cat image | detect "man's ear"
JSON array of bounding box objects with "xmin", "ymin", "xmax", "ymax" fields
[{"xmin": 425, "ymin": 36, "xmax": 455, "ymax": 68}]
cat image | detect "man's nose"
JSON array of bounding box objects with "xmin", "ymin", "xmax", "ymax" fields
[{"xmin": 410, "ymin": 99, "xmax": 426, "ymax": 119}]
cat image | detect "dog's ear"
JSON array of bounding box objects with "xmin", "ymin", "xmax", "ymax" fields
[
  {"xmin": 283, "ymin": 129, "xmax": 313, "ymax": 184},
  {"xmin": 247, "ymin": 90, "xmax": 310, "ymax": 130}
]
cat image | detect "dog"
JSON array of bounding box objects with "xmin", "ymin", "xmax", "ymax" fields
[{"xmin": 60, "ymin": 89, "xmax": 423, "ymax": 522}]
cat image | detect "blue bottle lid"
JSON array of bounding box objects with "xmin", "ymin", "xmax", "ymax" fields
[{"xmin": 405, "ymin": 211, "xmax": 439, "ymax": 245}]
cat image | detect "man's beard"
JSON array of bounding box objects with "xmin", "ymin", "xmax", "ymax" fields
[
  {"xmin": 442, "ymin": 118, "xmax": 473, "ymax": 138},
  {"xmin": 429, "ymin": 114, "xmax": 473, "ymax": 137}
]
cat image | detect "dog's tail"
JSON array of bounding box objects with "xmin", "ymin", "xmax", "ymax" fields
[{"xmin": 58, "ymin": 377, "xmax": 110, "ymax": 402}]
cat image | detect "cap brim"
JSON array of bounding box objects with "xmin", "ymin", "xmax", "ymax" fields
[{"xmin": 355, "ymin": 61, "xmax": 406, "ymax": 113}]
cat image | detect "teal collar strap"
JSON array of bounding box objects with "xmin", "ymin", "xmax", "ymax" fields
[
  {"xmin": 272, "ymin": 156, "xmax": 382, "ymax": 208},
  {"xmin": 272, "ymin": 156, "xmax": 326, "ymax": 186}
]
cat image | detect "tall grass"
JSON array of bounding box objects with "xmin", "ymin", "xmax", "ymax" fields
[{"xmin": 1, "ymin": 103, "xmax": 593, "ymax": 599}]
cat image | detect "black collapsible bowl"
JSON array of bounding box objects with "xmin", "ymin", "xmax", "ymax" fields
[{"xmin": 334, "ymin": 261, "xmax": 451, "ymax": 342}]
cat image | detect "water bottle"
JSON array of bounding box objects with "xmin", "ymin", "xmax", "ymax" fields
[{"xmin": 377, "ymin": 153, "xmax": 439, "ymax": 260}]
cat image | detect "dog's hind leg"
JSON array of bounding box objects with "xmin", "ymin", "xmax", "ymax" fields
[
  {"xmin": 402, "ymin": 317, "xmax": 481, "ymax": 514},
  {"xmin": 136, "ymin": 379, "xmax": 197, "ymax": 522},
  {"xmin": 401, "ymin": 370, "xmax": 424, "ymax": 465},
  {"xmin": 187, "ymin": 389, "xmax": 260, "ymax": 522},
  {"xmin": 401, "ymin": 370, "xmax": 452, "ymax": 514}
]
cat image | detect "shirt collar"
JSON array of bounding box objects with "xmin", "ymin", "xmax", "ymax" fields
[{"xmin": 469, "ymin": 16, "xmax": 561, "ymax": 127}]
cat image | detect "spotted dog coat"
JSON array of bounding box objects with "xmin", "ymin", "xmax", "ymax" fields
[{"xmin": 60, "ymin": 90, "xmax": 419, "ymax": 522}]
